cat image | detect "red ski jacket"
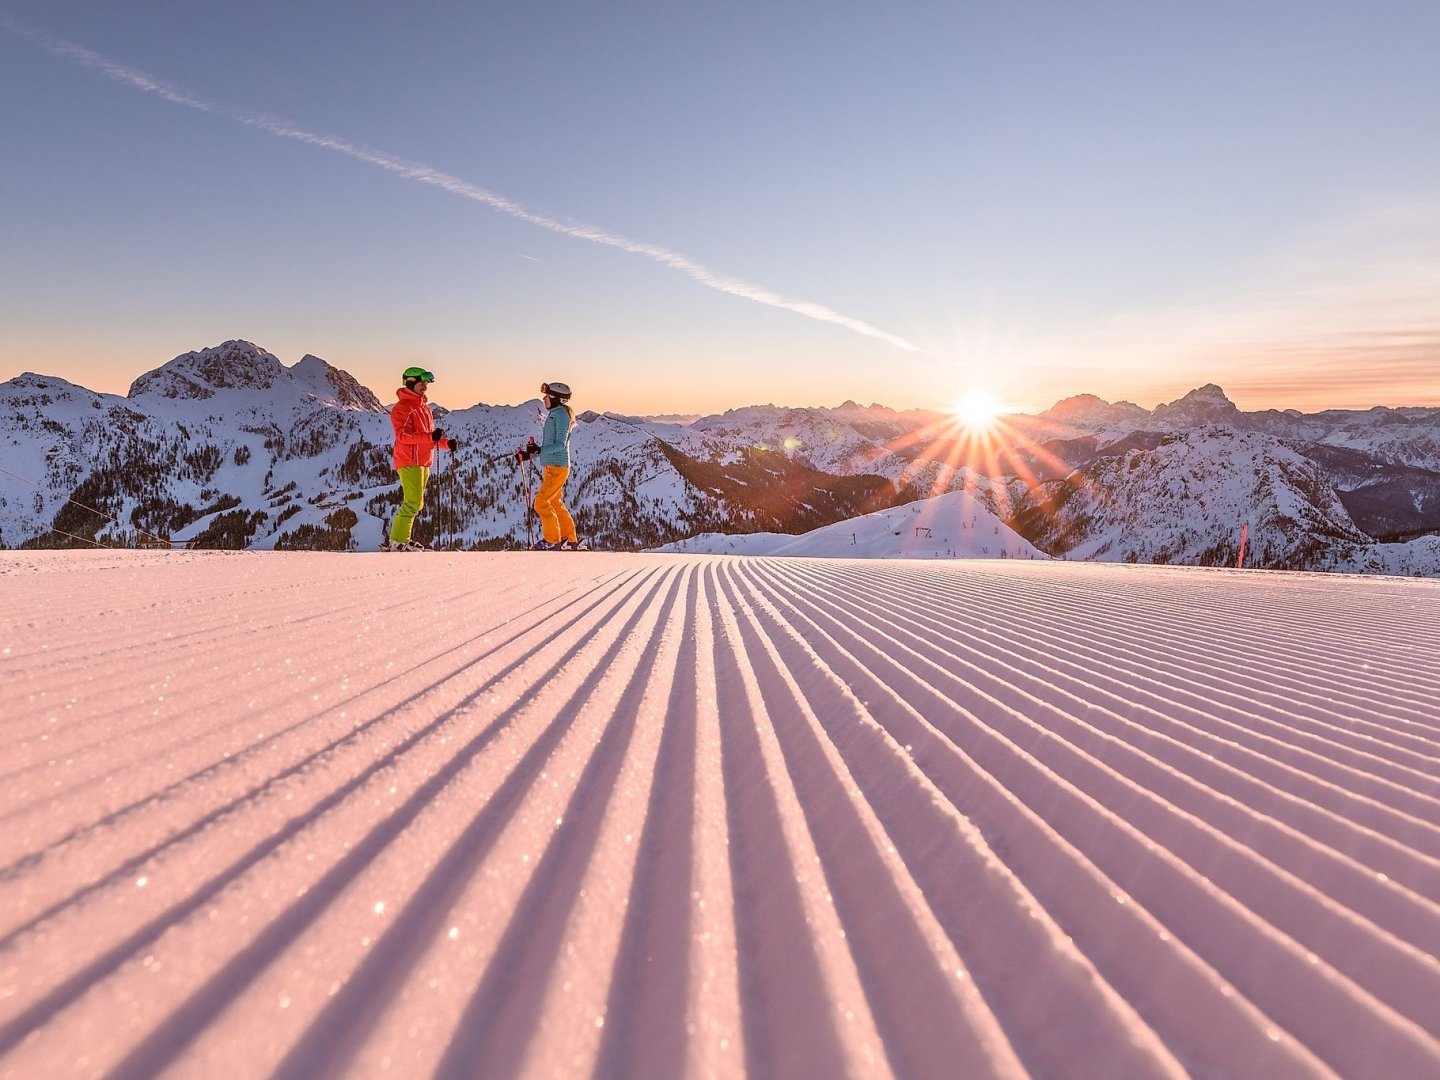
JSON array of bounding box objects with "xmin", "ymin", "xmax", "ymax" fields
[{"xmin": 391, "ymin": 386, "xmax": 451, "ymax": 469}]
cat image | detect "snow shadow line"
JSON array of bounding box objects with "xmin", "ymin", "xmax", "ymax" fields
[
  {"xmin": 0, "ymin": 567, "xmax": 662, "ymax": 1057},
  {"xmin": 0, "ymin": 566, "xmax": 387, "ymax": 688},
  {"xmin": 914, "ymin": 561, "xmax": 1440, "ymax": 716},
  {"xmin": 425, "ymin": 569, "xmax": 691, "ymax": 1080},
  {"xmin": 764, "ymin": 559, "xmax": 1440, "ymax": 943},
  {"xmin": 879, "ymin": 562, "xmax": 1440, "ymax": 765},
  {"xmin": 0, "ymin": 573, "xmax": 516, "ymax": 782},
  {"xmin": 0, "ymin": 567, "xmax": 637, "ymax": 948},
  {"xmin": 912, "ymin": 563, "xmax": 1440, "ymax": 744},
  {"xmin": 0, "ymin": 559, "xmax": 440, "ymax": 728},
  {"xmin": 592, "ymin": 568, "xmax": 702, "ymax": 1080},
  {"xmin": 0, "ymin": 568, "xmax": 635, "ymax": 886},
  {"xmin": 707, "ymin": 566, "xmax": 854, "ymax": 1079},
  {"xmin": 719, "ymin": 561, "xmax": 1012, "ymax": 1078},
  {"xmin": 791, "ymin": 559, "xmax": 1440, "ymax": 848},
  {"xmin": 757, "ymin": 563, "xmax": 1440, "ymax": 1076},
  {"xmin": 113, "ymin": 566, "xmax": 682, "ymax": 1080},
  {"xmin": 0, "ymin": 563, "xmax": 588, "ymax": 803},
  {"xmin": 734, "ymin": 560, "xmax": 1203, "ymax": 1075}
]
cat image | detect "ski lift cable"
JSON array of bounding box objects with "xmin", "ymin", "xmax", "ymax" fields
[
  {"xmin": 5, "ymin": 508, "xmax": 113, "ymax": 549},
  {"xmin": 0, "ymin": 463, "xmax": 176, "ymax": 547}
]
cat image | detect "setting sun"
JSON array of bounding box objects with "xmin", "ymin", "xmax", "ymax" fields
[{"xmin": 953, "ymin": 390, "xmax": 1001, "ymax": 429}]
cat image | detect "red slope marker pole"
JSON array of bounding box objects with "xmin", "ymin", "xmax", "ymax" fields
[{"xmin": 1237, "ymin": 523, "xmax": 1249, "ymax": 569}]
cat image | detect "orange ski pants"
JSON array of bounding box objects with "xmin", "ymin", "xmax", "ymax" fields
[{"xmin": 534, "ymin": 465, "xmax": 576, "ymax": 545}]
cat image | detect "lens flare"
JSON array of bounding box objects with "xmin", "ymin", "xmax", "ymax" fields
[
  {"xmin": 953, "ymin": 390, "xmax": 1001, "ymax": 430},
  {"xmin": 878, "ymin": 384, "xmax": 1072, "ymax": 517}
]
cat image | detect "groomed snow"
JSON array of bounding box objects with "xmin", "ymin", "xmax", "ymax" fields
[{"xmin": 2, "ymin": 551, "xmax": 1439, "ymax": 1078}]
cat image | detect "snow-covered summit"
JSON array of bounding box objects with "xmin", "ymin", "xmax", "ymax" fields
[
  {"xmin": 1034, "ymin": 384, "xmax": 1242, "ymax": 435},
  {"xmin": 1040, "ymin": 393, "xmax": 1148, "ymax": 427},
  {"xmin": 1150, "ymin": 383, "xmax": 1241, "ymax": 426},
  {"xmin": 127, "ymin": 341, "xmax": 383, "ymax": 412},
  {"xmin": 1, "ymin": 372, "xmax": 120, "ymax": 414},
  {"xmin": 289, "ymin": 354, "xmax": 384, "ymax": 412},
  {"xmin": 664, "ymin": 400, "xmax": 935, "ymax": 479},
  {"xmin": 1018, "ymin": 428, "xmax": 1371, "ymax": 568},
  {"xmin": 128, "ymin": 340, "xmax": 288, "ymax": 400}
]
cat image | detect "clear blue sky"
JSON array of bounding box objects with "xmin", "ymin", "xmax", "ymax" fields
[{"xmin": 3, "ymin": 1, "xmax": 1438, "ymax": 414}]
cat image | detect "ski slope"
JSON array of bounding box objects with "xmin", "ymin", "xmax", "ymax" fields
[{"xmin": 2, "ymin": 550, "xmax": 1439, "ymax": 1078}]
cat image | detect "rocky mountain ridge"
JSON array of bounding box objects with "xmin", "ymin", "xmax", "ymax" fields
[{"xmin": 3, "ymin": 341, "xmax": 1439, "ymax": 574}]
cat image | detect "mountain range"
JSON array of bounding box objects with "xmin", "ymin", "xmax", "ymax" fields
[{"xmin": 3, "ymin": 339, "xmax": 1439, "ymax": 575}]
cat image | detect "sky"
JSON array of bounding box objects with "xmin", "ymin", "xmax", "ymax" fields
[{"xmin": 2, "ymin": 1, "xmax": 1438, "ymax": 416}]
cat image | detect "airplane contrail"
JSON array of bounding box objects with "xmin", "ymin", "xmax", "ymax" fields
[{"xmin": 2, "ymin": 13, "xmax": 923, "ymax": 353}]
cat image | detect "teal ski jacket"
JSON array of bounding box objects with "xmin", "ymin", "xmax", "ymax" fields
[{"xmin": 538, "ymin": 405, "xmax": 572, "ymax": 467}]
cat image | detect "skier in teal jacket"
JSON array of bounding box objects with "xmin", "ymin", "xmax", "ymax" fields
[{"xmin": 523, "ymin": 381, "xmax": 585, "ymax": 550}]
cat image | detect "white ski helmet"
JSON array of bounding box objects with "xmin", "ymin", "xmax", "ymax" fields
[{"xmin": 542, "ymin": 381, "xmax": 572, "ymax": 401}]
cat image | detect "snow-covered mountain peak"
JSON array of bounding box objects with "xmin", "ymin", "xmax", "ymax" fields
[
  {"xmin": 0, "ymin": 373, "xmax": 120, "ymax": 421},
  {"xmin": 125, "ymin": 340, "xmax": 385, "ymax": 414},
  {"xmin": 291, "ymin": 354, "xmax": 385, "ymax": 412},
  {"xmin": 7, "ymin": 372, "xmax": 63, "ymax": 391},
  {"xmin": 693, "ymin": 404, "xmax": 786, "ymax": 429},
  {"xmin": 1185, "ymin": 382, "xmax": 1235, "ymax": 407},
  {"xmin": 1151, "ymin": 383, "xmax": 1239, "ymax": 425},
  {"xmin": 1043, "ymin": 393, "xmax": 1109, "ymax": 417},
  {"xmin": 4, "ymin": 372, "xmax": 95, "ymax": 400},
  {"xmin": 829, "ymin": 399, "xmax": 894, "ymax": 415},
  {"xmin": 128, "ymin": 340, "xmax": 287, "ymax": 401},
  {"xmin": 1040, "ymin": 393, "xmax": 1148, "ymax": 426},
  {"xmin": 1019, "ymin": 427, "xmax": 1371, "ymax": 568}
]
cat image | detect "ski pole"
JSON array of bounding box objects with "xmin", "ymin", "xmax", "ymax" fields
[
  {"xmin": 511, "ymin": 453, "xmax": 521, "ymax": 549},
  {"xmin": 436, "ymin": 446, "xmax": 445, "ymax": 551},
  {"xmin": 512, "ymin": 447, "xmax": 532, "ymax": 550},
  {"xmin": 525, "ymin": 455, "xmax": 536, "ymax": 550},
  {"xmin": 442, "ymin": 445, "xmax": 452, "ymax": 551},
  {"xmin": 524, "ymin": 456, "xmax": 533, "ymax": 549}
]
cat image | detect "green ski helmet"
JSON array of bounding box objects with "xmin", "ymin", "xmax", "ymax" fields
[{"xmin": 402, "ymin": 366, "xmax": 435, "ymax": 384}]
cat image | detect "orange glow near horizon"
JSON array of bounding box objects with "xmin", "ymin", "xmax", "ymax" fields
[
  {"xmin": 951, "ymin": 390, "xmax": 1002, "ymax": 432},
  {"xmin": 885, "ymin": 404, "xmax": 1077, "ymax": 513},
  {"xmin": 8, "ymin": 334, "xmax": 1440, "ymax": 417}
]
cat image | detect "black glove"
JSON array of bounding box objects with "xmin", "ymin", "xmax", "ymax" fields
[
  {"xmin": 431, "ymin": 428, "xmax": 445, "ymax": 442},
  {"xmin": 526, "ymin": 437, "xmax": 540, "ymax": 457},
  {"xmin": 444, "ymin": 438, "xmax": 459, "ymax": 453}
]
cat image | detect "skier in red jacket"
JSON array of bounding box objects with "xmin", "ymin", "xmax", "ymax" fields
[{"xmin": 384, "ymin": 366, "xmax": 456, "ymax": 551}]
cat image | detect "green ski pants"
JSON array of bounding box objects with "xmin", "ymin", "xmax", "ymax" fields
[{"xmin": 390, "ymin": 465, "xmax": 429, "ymax": 543}]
